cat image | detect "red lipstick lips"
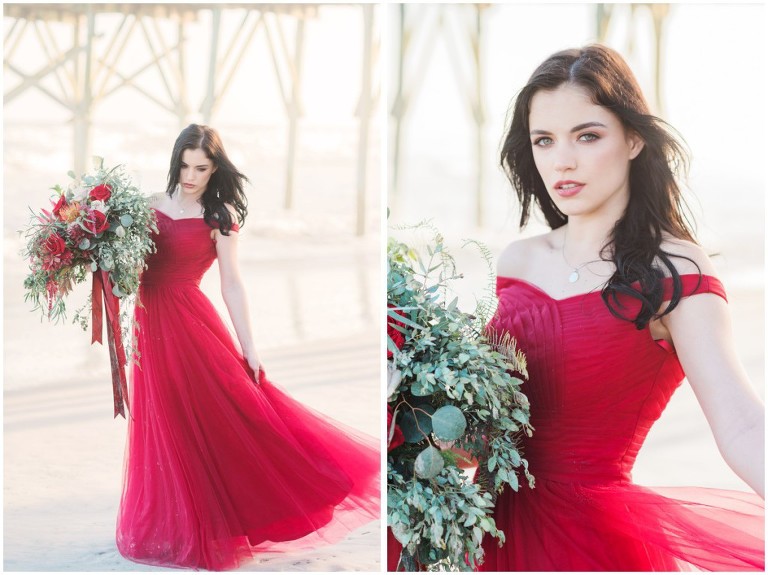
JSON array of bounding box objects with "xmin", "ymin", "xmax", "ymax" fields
[{"xmin": 554, "ymin": 180, "xmax": 584, "ymax": 198}]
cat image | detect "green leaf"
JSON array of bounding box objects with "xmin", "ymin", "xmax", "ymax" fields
[
  {"xmin": 399, "ymin": 403, "xmax": 434, "ymax": 443},
  {"xmin": 78, "ymin": 238, "xmax": 91, "ymax": 250},
  {"xmin": 414, "ymin": 446, "xmax": 444, "ymax": 479},
  {"xmin": 120, "ymin": 214, "xmax": 133, "ymax": 227},
  {"xmin": 431, "ymin": 405, "xmax": 467, "ymax": 441},
  {"xmin": 391, "ymin": 522, "xmax": 412, "ymax": 546},
  {"xmin": 507, "ymin": 470, "xmax": 519, "ymax": 492},
  {"xmin": 387, "ymin": 309, "xmax": 421, "ymax": 329}
]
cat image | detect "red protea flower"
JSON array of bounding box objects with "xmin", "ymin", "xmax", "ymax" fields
[
  {"xmin": 59, "ymin": 201, "xmax": 82, "ymax": 223},
  {"xmin": 52, "ymin": 194, "xmax": 67, "ymax": 220},
  {"xmin": 387, "ymin": 304, "xmax": 406, "ymax": 358}
]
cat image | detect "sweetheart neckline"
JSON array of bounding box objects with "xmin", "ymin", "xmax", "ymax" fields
[{"xmin": 496, "ymin": 273, "xmax": 719, "ymax": 304}]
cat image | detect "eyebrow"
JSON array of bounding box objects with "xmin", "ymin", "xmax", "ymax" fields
[
  {"xmin": 530, "ymin": 121, "xmax": 607, "ymax": 136},
  {"xmin": 181, "ymin": 161, "xmax": 211, "ymax": 168}
]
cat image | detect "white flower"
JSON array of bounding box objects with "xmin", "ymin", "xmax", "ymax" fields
[
  {"xmin": 71, "ymin": 187, "xmax": 88, "ymax": 202},
  {"xmin": 89, "ymin": 200, "xmax": 108, "ymax": 214}
]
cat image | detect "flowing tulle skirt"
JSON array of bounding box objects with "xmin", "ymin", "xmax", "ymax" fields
[
  {"xmin": 116, "ymin": 283, "xmax": 380, "ymax": 570},
  {"xmin": 478, "ymin": 477, "xmax": 764, "ymax": 571}
]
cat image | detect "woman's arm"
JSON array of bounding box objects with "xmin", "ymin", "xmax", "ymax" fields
[
  {"xmin": 214, "ymin": 221, "xmax": 262, "ymax": 378},
  {"xmin": 661, "ymin": 243, "xmax": 765, "ymax": 498}
]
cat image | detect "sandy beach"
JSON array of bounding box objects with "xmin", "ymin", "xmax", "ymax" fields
[
  {"xmin": 4, "ymin": 225, "xmax": 382, "ymax": 572},
  {"xmin": 3, "ymin": 106, "xmax": 383, "ymax": 573}
]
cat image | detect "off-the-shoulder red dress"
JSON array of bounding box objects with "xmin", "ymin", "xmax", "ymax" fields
[
  {"xmin": 116, "ymin": 209, "xmax": 380, "ymax": 570},
  {"xmin": 479, "ymin": 274, "xmax": 764, "ymax": 571}
]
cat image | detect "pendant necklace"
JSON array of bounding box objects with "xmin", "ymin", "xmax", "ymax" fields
[
  {"xmin": 562, "ymin": 229, "xmax": 593, "ymax": 283},
  {"xmin": 176, "ymin": 186, "xmax": 199, "ymax": 215}
]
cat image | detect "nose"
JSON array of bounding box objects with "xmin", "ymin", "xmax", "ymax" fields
[{"xmin": 552, "ymin": 143, "xmax": 577, "ymax": 173}]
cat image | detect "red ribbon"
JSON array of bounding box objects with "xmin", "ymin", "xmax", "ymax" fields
[{"xmin": 91, "ymin": 270, "xmax": 130, "ymax": 418}]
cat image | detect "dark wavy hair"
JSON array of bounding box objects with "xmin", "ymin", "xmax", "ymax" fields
[
  {"xmin": 165, "ymin": 124, "xmax": 248, "ymax": 235},
  {"xmin": 500, "ymin": 44, "xmax": 699, "ymax": 329}
]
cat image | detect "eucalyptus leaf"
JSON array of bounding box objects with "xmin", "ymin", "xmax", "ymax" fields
[
  {"xmin": 78, "ymin": 238, "xmax": 91, "ymax": 250},
  {"xmin": 414, "ymin": 446, "xmax": 444, "ymax": 479},
  {"xmin": 391, "ymin": 522, "xmax": 412, "ymax": 546},
  {"xmin": 120, "ymin": 214, "xmax": 133, "ymax": 227},
  {"xmin": 399, "ymin": 403, "xmax": 434, "ymax": 443},
  {"xmin": 432, "ymin": 405, "xmax": 467, "ymax": 441}
]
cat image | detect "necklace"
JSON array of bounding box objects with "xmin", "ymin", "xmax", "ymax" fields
[
  {"xmin": 176, "ymin": 197, "xmax": 199, "ymax": 215},
  {"xmin": 561, "ymin": 230, "xmax": 593, "ymax": 283}
]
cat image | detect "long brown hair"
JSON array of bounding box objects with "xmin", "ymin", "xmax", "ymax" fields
[
  {"xmin": 500, "ymin": 44, "xmax": 699, "ymax": 329},
  {"xmin": 166, "ymin": 124, "xmax": 248, "ymax": 235}
]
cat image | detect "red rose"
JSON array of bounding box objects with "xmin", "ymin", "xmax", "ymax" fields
[
  {"xmin": 84, "ymin": 209, "xmax": 109, "ymax": 235},
  {"xmin": 89, "ymin": 183, "xmax": 112, "ymax": 202},
  {"xmin": 387, "ymin": 304, "xmax": 406, "ymax": 358},
  {"xmin": 42, "ymin": 233, "xmax": 67, "ymax": 256},
  {"xmin": 387, "ymin": 405, "xmax": 405, "ymax": 451},
  {"xmin": 41, "ymin": 233, "xmax": 73, "ymax": 271},
  {"xmin": 52, "ymin": 194, "xmax": 67, "ymax": 220}
]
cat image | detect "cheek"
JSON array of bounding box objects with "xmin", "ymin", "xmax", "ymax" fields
[{"xmin": 530, "ymin": 149, "xmax": 548, "ymax": 176}]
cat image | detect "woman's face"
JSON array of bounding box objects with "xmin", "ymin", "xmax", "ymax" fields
[
  {"xmin": 528, "ymin": 83, "xmax": 644, "ymax": 222},
  {"xmin": 179, "ymin": 148, "xmax": 216, "ymax": 197}
]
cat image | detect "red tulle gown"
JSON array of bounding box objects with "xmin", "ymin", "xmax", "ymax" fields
[
  {"xmin": 116, "ymin": 209, "xmax": 380, "ymax": 570},
  {"xmin": 478, "ymin": 274, "xmax": 764, "ymax": 571}
]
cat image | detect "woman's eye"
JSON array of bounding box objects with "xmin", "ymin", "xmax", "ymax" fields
[
  {"xmin": 533, "ymin": 136, "xmax": 553, "ymax": 147},
  {"xmin": 578, "ymin": 132, "xmax": 599, "ymax": 142}
]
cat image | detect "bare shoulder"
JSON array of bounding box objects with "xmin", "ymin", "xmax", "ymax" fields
[
  {"xmin": 660, "ymin": 237, "xmax": 718, "ymax": 277},
  {"xmin": 497, "ymin": 233, "xmax": 553, "ymax": 278},
  {"xmin": 147, "ymin": 192, "xmax": 165, "ymax": 206}
]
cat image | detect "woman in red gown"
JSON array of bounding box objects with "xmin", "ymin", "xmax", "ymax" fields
[
  {"xmin": 115, "ymin": 124, "xmax": 380, "ymax": 570},
  {"xmin": 480, "ymin": 45, "xmax": 764, "ymax": 570}
]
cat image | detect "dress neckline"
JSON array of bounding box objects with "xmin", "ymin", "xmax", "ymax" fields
[
  {"xmin": 497, "ymin": 273, "xmax": 720, "ymax": 304},
  {"xmin": 152, "ymin": 207, "xmax": 206, "ymax": 222},
  {"xmin": 497, "ymin": 276, "xmax": 603, "ymax": 303}
]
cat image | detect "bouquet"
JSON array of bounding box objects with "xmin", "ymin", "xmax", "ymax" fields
[
  {"xmin": 21, "ymin": 156, "xmax": 157, "ymax": 417},
  {"xmin": 387, "ymin": 228, "xmax": 534, "ymax": 571}
]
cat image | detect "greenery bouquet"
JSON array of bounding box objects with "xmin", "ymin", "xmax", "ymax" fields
[
  {"xmin": 21, "ymin": 157, "xmax": 157, "ymax": 417},
  {"xmin": 387, "ymin": 228, "xmax": 534, "ymax": 571}
]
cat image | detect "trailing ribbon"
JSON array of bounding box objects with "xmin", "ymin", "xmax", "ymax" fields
[{"xmin": 91, "ymin": 270, "xmax": 130, "ymax": 418}]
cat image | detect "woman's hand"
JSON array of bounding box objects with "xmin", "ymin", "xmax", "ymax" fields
[
  {"xmin": 214, "ymin": 207, "xmax": 263, "ymax": 384},
  {"xmin": 243, "ymin": 348, "xmax": 263, "ymax": 382}
]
